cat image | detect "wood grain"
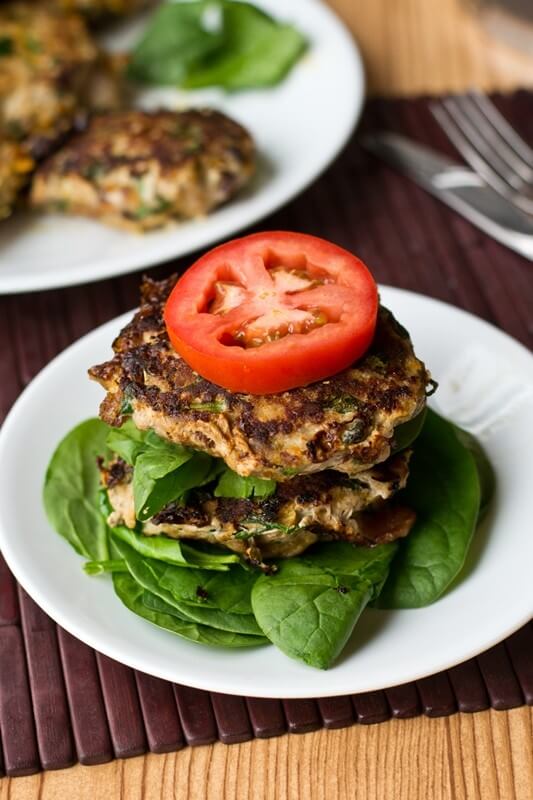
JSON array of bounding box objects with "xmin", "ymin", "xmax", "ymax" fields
[
  {"xmin": 328, "ymin": 0, "xmax": 533, "ymax": 95},
  {"xmin": 0, "ymin": 709, "xmax": 530, "ymax": 799}
]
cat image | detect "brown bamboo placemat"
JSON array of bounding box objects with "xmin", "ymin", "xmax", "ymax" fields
[{"xmin": 0, "ymin": 95, "xmax": 532, "ymax": 777}]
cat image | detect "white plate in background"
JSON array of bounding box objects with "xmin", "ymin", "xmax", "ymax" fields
[
  {"xmin": 0, "ymin": 0, "xmax": 364, "ymax": 293},
  {"xmin": 0, "ymin": 287, "xmax": 532, "ymax": 698}
]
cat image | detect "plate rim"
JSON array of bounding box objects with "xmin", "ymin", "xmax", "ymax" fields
[
  {"xmin": 0, "ymin": 286, "xmax": 532, "ymax": 698},
  {"xmin": 0, "ymin": 0, "xmax": 365, "ymax": 294}
]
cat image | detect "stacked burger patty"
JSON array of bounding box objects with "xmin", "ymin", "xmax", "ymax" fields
[
  {"xmin": 0, "ymin": 2, "xmax": 255, "ymax": 226},
  {"xmin": 90, "ymin": 275, "xmax": 430, "ymax": 567}
]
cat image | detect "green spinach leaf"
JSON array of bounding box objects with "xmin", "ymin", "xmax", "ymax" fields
[
  {"xmin": 83, "ymin": 559, "xmax": 127, "ymax": 576},
  {"xmin": 113, "ymin": 573, "xmax": 265, "ymax": 648},
  {"xmin": 128, "ymin": 2, "xmax": 225, "ymax": 86},
  {"xmin": 129, "ymin": 1, "xmax": 307, "ymax": 91},
  {"xmin": 251, "ymin": 545, "xmax": 396, "ymax": 669},
  {"xmin": 454, "ymin": 427, "xmax": 495, "ymax": 519},
  {"xmin": 43, "ymin": 418, "xmax": 112, "ymax": 560},
  {"xmin": 106, "ymin": 419, "xmax": 147, "ymax": 465},
  {"xmin": 391, "ymin": 408, "xmax": 427, "ymax": 454},
  {"xmin": 114, "ymin": 538, "xmax": 256, "ymax": 614},
  {"xmin": 215, "ymin": 468, "xmax": 276, "ymax": 499},
  {"xmin": 375, "ymin": 409, "xmax": 482, "ymax": 609},
  {"xmin": 107, "ymin": 421, "xmax": 222, "ymax": 520},
  {"xmin": 111, "ymin": 525, "xmax": 239, "ymax": 571},
  {"xmin": 303, "ymin": 541, "xmax": 399, "ymax": 601},
  {"xmin": 142, "ymin": 591, "xmax": 264, "ymax": 636},
  {"xmin": 160, "ymin": 562, "xmax": 258, "ymax": 614},
  {"xmin": 133, "ymin": 446, "xmax": 194, "ymax": 521}
]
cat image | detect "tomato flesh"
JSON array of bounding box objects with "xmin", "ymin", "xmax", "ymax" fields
[{"xmin": 164, "ymin": 231, "xmax": 378, "ymax": 395}]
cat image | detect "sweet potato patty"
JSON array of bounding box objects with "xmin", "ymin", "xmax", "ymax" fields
[
  {"xmin": 30, "ymin": 109, "xmax": 255, "ymax": 229},
  {"xmin": 90, "ymin": 276, "xmax": 430, "ymax": 480},
  {"xmin": 101, "ymin": 451, "xmax": 415, "ymax": 562}
]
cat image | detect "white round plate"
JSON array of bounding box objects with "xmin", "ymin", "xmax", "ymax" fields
[
  {"xmin": 0, "ymin": 287, "xmax": 532, "ymax": 698},
  {"xmin": 0, "ymin": 0, "xmax": 363, "ymax": 294}
]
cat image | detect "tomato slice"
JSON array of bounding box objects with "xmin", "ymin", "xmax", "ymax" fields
[{"xmin": 164, "ymin": 231, "xmax": 378, "ymax": 394}]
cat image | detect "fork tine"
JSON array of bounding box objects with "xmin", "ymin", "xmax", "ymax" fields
[
  {"xmin": 430, "ymin": 100, "xmax": 533, "ymax": 215},
  {"xmin": 443, "ymin": 97, "xmax": 524, "ymax": 190},
  {"xmin": 430, "ymin": 102, "xmax": 513, "ymax": 194},
  {"xmin": 470, "ymin": 91, "xmax": 533, "ymax": 168},
  {"xmin": 457, "ymin": 94, "xmax": 533, "ymax": 183}
]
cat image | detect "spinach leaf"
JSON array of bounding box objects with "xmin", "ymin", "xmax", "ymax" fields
[
  {"xmin": 129, "ymin": 1, "xmax": 307, "ymax": 91},
  {"xmin": 43, "ymin": 418, "xmax": 112, "ymax": 560},
  {"xmin": 179, "ymin": 541, "xmax": 242, "ymax": 570},
  {"xmin": 454, "ymin": 427, "xmax": 495, "ymax": 519},
  {"xmin": 133, "ymin": 446, "xmax": 194, "ymax": 521},
  {"xmin": 107, "ymin": 421, "xmax": 222, "ymax": 520},
  {"xmin": 114, "ymin": 538, "xmax": 215, "ymax": 610},
  {"xmin": 375, "ymin": 409, "xmax": 482, "ymax": 609},
  {"xmin": 215, "ymin": 468, "xmax": 276, "ymax": 499},
  {"xmin": 128, "ymin": 2, "xmax": 225, "ymax": 86},
  {"xmin": 113, "ymin": 573, "xmax": 266, "ymax": 648},
  {"xmin": 106, "ymin": 419, "xmax": 147, "ymax": 465},
  {"xmin": 303, "ymin": 541, "xmax": 399, "ymax": 600},
  {"xmin": 184, "ymin": 2, "xmax": 308, "ymax": 91},
  {"xmin": 142, "ymin": 591, "xmax": 264, "ymax": 636},
  {"xmin": 115, "ymin": 538, "xmax": 256, "ymax": 614},
  {"xmin": 160, "ymin": 563, "xmax": 258, "ymax": 614},
  {"xmin": 391, "ymin": 408, "xmax": 427, "ymax": 454},
  {"xmin": 83, "ymin": 559, "xmax": 127, "ymax": 576},
  {"xmin": 251, "ymin": 545, "xmax": 396, "ymax": 669},
  {"xmin": 111, "ymin": 525, "xmax": 239, "ymax": 571}
]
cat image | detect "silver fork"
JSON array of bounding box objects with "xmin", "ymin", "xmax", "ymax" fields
[{"xmin": 430, "ymin": 92, "xmax": 533, "ymax": 215}]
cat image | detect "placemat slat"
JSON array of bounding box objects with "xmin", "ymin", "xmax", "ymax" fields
[
  {"xmin": 385, "ymin": 684, "xmax": 421, "ymax": 719},
  {"xmin": 96, "ymin": 654, "xmax": 147, "ymax": 758},
  {"xmin": 0, "ymin": 553, "xmax": 19, "ymax": 626},
  {"xmin": 245, "ymin": 698, "xmax": 287, "ymax": 739},
  {"xmin": 351, "ymin": 690, "xmax": 391, "ymax": 724},
  {"xmin": 0, "ymin": 626, "xmax": 40, "ymax": 776},
  {"xmin": 416, "ymin": 674, "xmax": 457, "ymax": 717},
  {"xmin": 477, "ymin": 644, "xmax": 524, "ymax": 710},
  {"xmin": 18, "ymin": 588, "xmax": 75, "ymax": 771},
  {"xmin": 210, "ymin": 693, "xmax": 253, "ymax": 744},
  {"xmin": 282, "ymin": 699, "xmax": 322, "ymax": 734},
  {"xmin": 173, "ymin": 685, "xmax": 217, "ymax": 746},
  {"xmin": 317, "ymin": 696, "xmax": 356, "ymax": 729},
  {"xmin": 505, "ymin": 624, "xmax": 533, "ymax": 705},
  {"xmin": 135, "ymin": 672, "xmax": 185, "ymax": 754},
  {"xmin": 57, "ymin": 627, "xmax": 114, "ymax": 766},
  {"xmin": 447, "ymin": 659, "xmax": 490, "ymax": 713}
]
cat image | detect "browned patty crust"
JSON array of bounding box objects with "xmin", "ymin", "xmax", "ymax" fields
[
  {"xmin": 0, "ymin": 138, "xmax": 34, "ymax": 219},
  {"xmin": 31, "ymin": 109, "xmax": 255, "ymax": 229},
  {"xmin": 90, "ymin": 276, "xmax": 430, "ymax": 481},
  {"xmin": 101, "ymin": 451, "xmax": 415, "ymax": 562},
  {"xmin": 0, "ymin": 4, "xmax": 97, "ymax": 141},
  {"xmin": 49, "ymin": 0, "xmax": 153, "ymax": 20},
  {"xmin": 0, "ymin": 3, "xmax": 127, "ymax": 164}
]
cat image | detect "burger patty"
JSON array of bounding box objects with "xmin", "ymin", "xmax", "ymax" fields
[
  {"xmin": 30, "ymin": 109, "xmax": 255, "ymax": 230},
  {"xmin": 90, "ymin": 276, "xmax": 430, "ymax": 480},
  {"xmin": 101, "ymin": 451, "xmax": 415, "ymax": 562},
  {"xmin": 49, "ymin": 0, "xmax": 153, "ymax": 21},
  {"xmin": 0, "ymin": 3, "xmax": 127, "ymax": 160},
  {"xmin": 0, "ymin": 138, "xmax": 34, "ymax": 219},
  {"xmin": 0, "ymin": 4, "xmax": 97, "ymax": 142}
]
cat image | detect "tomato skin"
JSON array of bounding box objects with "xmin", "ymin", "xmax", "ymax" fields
[{"xmin": 164, "ymin": 232, "xmax": 378, "ymax": 395}]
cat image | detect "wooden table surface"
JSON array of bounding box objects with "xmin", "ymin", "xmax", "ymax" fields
[{"xmin": 4, "ymin": 0, "xmax": 533, "ymax": 798}]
